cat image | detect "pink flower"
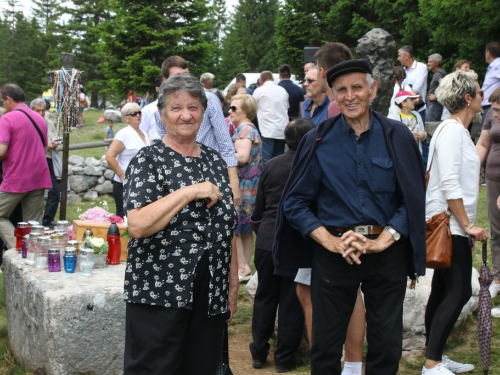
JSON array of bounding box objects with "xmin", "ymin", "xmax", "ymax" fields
[{"xmin": 108, "ymin": 215, "xmax": 124, "ymax": 224}]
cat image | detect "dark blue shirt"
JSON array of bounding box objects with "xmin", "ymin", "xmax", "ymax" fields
[
  {"xmin": 302, "ymin": 96, "xmax": 330, "ymax": 126},
  {"xmin": 284, "ymin": 115, "xmax": 408, "ymax": 238},
  {"xmin": 278, "ymin": 80, "xmax": 304, "ymax": 119}
]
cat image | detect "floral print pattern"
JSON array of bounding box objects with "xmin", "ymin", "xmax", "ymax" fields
[{"xmin": 122, "ymin": 141, "xmax": 237, "ymax": 316}]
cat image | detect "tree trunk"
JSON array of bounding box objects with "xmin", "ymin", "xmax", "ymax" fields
[
  {"xmin": 91, "ymin": 89, "xmax": 99, "ymax": 108},
  {"xmin": 101, "ymin": 93, "xmax": 107, "ymax": 110}
]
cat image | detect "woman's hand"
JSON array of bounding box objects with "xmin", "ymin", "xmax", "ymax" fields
[
  {"xmin": 190, "ymin": 181, "xmax": 221, "ymax": 208},
  {"xmin": 468, "ymin": 225, "xmax": 488, "ymax": 248}
]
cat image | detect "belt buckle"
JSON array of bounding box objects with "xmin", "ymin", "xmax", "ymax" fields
[{"xmin": 354, "ymin": 225, "xmax": 371, "ymax": 235}]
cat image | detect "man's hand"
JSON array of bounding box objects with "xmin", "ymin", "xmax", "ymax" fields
[
  {"xmin": 428, "ymin": 93, "xmax": 437, "ymax": 102},
  {"xmin": 309, "ymin": 227, "xmax": 362, "ymax": 265},
  {"xmin": 341, "ymin": 229, "xmax": 395, "ymax": 257}
]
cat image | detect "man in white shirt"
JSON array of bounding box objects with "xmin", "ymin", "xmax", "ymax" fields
[
  {"xmin": 481, "ymin": 42, "xmax": 500, "ymax": 123},
  {"xmin": 138, "ymin": 74, "xmax": 163, "ymax": 141},
  {"xmin": 398, "ymin": 45, "xmax": 428, "ymax": 123},
  {"xmin": 253, "ymin": 71, "xmax": 289, "ymax": 162}
]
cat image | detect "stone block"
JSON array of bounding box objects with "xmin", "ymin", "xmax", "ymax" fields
[
  {"xmin": 97, "ymin": 166, "xmax": 107, "ymax": 172},
  {"xmin": 95, "ymin": 181, "xmax": 113, "ymax": 195},
  {"xmin": 3, "ymin": 250, "xmax": 126, "ymax": 375},
  {"xmin": 85, "ymin": 176, "xmax": 99, "ymax": 189},
  {"xmin": 100, "ymin": 157, "xmax": 110, "ymax": 169},
  {"xmin": 69, "ymin": 175, "xmax": 89, "ymax": 193},
  {"xmin": 84, "ymin": 166, "xmax": 104, "ymax": 177},
  {"xmin": 97, "ymin": 176, "xmax": 105, "ymax": 184},
  {"xmin": 85, "ymin": 157, "xmax": 100, "ymax": 167},
  {"xmin": 84, "ymin": 190, "xmax": 99, "ymax": 200},
  {"xmin": 68, "ymin": 155, "xmax": 84, "ymax": 166},
  {"xmin": 67, "ymin": 192, "xmax": 82, "ymax": 204},
  {"xmin": 71, "ymin": 166, "xmax": 85, "ymax": 175},
  {"xmin": 104, "ymin": 169, "xmax": 115, "ymax": 181}
]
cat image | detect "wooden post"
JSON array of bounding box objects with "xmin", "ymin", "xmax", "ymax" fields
[{"xmin": 59, "ymin": 128, "xmax": 70, "ymax": 220}]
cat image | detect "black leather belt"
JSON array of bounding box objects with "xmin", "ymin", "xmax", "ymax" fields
[{"xmin": 333, "ymin": 225, "xmax": 384, "ymax": 235}]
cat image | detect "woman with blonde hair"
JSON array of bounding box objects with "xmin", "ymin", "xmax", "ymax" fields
[{"xmin": 423, "ymin": 70, "xmax": 488, "ymax": 375}]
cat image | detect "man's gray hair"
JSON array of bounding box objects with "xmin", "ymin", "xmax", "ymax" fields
[
  {"xmin": 428, "ymin": 53, "xmax": 443, "ymax": 65},
  {"xmin": 200, "ymin": 73, "xmax": 214, "ymax": 85},
  {"xmin": 157, "ymin": 73, "xmax": 207, "ymax": 114},
  {"xmin": 30, "ymin": 98, "xmax": 46, "ymax": 109},
  {"xmin": 436, "ymin": 70, "xmax": 478, "ymax": 114}
]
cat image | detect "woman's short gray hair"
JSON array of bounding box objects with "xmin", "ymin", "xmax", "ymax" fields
[
  {"xmin": 157, "ymin": 74, "xmax": 207, "ymax": 114},
  {"xmin": 121, "ymin": 102, "xmax": 141, "ymax": 117},
  {"xmin": 436, "ymin": 70, "xmax": 478, "ymax": 114}
]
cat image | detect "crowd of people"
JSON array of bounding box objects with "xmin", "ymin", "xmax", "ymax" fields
[{"xmin": 0, "ymin": 39, "xmax": 500, "ymax": 375}]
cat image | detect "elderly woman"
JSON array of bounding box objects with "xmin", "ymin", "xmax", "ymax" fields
[
  {"xmin": 423, "ymin": 71, "xmax": 488, "ymax": 375},
  {"xmin": 105, "ymin": 102, "xmax": 150, "ymax": 218},
  {"xmin": 476, "ymin": 87, "xmax": 500, "ymax": 316},
  {"xmin": 249, "ymin": 118, "xmax": 314, "ymax": 372},
  {"xmin": 225, "ymin": 84, "xmax": 248, "ymax": 137},
  {"xmin": 228, "ymin": 94, "xmax": 262, "ymax": 282},
  {"xmin": 123, "ymin": 74, "xmax": 238, "ymax": 375}
]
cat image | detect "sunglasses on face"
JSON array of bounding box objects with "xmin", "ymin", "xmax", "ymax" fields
[
  {"xmin": 127, "ymin": 111, "xmax": 142, "ymax": 117},
  {"xmin": 229, "ymin": 106, "xmax": 239, "ymax": 112},
  {"xmin": 305, "ymin": 78, "xmax": 316, "ymax": 84},
  {"xmin": 477, "ymin": 90, "xmax": 484, "ymax": 99}
]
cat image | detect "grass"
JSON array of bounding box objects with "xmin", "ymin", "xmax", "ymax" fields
[{"xmin": 0, "ymin": 110, "xmax": 498, "ymax": 373}]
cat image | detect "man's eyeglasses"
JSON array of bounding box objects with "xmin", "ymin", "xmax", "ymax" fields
[
  {"xmin": 127, "ymin": 111, "xmax": 142, "ymax": 117},
  {"xmin": 228, "ymin": 106, "xmax": 239, "ymax": 112},
  {"xmin": 304, "ymin": 78, "xmax": 316, "ymax": 84}
]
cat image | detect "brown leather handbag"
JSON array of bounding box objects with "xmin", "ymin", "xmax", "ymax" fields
[{"xmin": 425, "ymin": 125, "xmax": 452, "ymax": 270}]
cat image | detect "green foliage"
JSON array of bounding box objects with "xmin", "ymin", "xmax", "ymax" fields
[
  {"xmin": 99, "ymin": 0, "xmax": 215, "ymax": 96},
  {"xmin": 219, "ymin": 0, "xmax": 279, "ymax": 86}
]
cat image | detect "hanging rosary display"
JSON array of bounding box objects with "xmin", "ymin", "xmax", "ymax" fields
[{"xmin": 50, "ymin": 67, "xmax": 81, "ymax": 135}]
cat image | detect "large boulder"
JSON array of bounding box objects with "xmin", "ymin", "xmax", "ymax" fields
[
  {"xmin": 97, "ymin": 176, "xmax": 105, "ymax": 185},
  {"xmin": 3, "ymin": 250, "xmax": 125, "ymax": 375},
  {"xmin": 245, "ymin": 267, "xmax": 481, "ymax": 357},
  {"xmin": 85, "ymin": 176, "xmax": 99, "ymax": 189},
  {"xmin": 67, "ymin": 192, "xmax": 82, "ymax": 204},
  {"xmin": 95, "ymin": 181, "xmax": 113, "ymax": 195},
  {"xmin": 100, "ymin": 156, "xmax": 110, "ymax": 169}
]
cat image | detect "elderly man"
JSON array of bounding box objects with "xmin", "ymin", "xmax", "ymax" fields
[
  {"xmin": 302, "ymin": 65, "xmax": 329, "ymax": 125},
  {"xmin": 0, "ymin": 84, "xmax": 52, "ymax": 249},
  {"xmin": 200, "ymin": 72, "xmax": 215, "ymax": 90},
  {"xmin": 426, "ymin": 53, "xmax": 447, "ymax": 121},
  {"xmin": 274, "ymin": 60, "xmax": 426, "ymax": 374},
  {"xmin": 30, "ymin": 99, "xmax": 60, "ymax": 226}
]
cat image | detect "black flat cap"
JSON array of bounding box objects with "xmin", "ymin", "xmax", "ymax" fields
[{"xmin": 326, "ymin": 59, "xmax": 373, "ymax": 87}]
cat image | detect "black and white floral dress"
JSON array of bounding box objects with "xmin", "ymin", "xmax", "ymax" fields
[{"xmin": 122, "ymin": 141, "xmax": 237, "ymax": 316}]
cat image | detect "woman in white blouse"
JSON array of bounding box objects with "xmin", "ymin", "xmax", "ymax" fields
[
  {"xmin": 106, "ymin": 102, "xmax": 150, "ymax": 217},
  {"xmin": 422, "ymin": 71, "xmax": 488, "ymax": 375}
]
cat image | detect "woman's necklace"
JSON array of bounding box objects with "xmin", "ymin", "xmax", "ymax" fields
[{"xmin": 451, "ymin": 115, "xmax": 464, "ymax": 126}]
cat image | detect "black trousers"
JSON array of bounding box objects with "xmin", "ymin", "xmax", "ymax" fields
[
  {"xmin": 250, "ymin": 248, "xmax": 304, "ymax": 364},
  {"xmin": 43, "ymin": 158, "xmax": 61, "ymax": 225},
  {"xmin": 425, "ymin": 236, "xmax": 472, "ymax": 360},
  {"xmin": 310, "ymin": 239, "xmax": 407, "ymax": 375},
  {"xmin": 124, "ymin": 251, "xmax": 227, "ymax": 375},
  {"xmin": 112, "ymin": 180, "xmax": 124, "ymax": 218}
]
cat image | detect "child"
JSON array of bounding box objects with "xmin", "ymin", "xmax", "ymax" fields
[
  {"xmin": 388, "ymin": 90, "xmax": 427, "ymax": 155},
  {"xmin": 104, "ymin": 119, "xmax": 114, "ymax": 150}
]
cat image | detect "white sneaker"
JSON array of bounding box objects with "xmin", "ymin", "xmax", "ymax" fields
[
  {"xmin": 492, "ymin": 306, "xmax": 500, "ymax": 318},
  {"xmin": 422, "ymin": 363, "xmax": 455, "ymax": 374},
  {"xmin": 442, "ymin": 356, "xmax": 474, "ymax": 373},
  {"xmin": 489, "ymin": 282, "xmax": 500, "ymax": 298}
]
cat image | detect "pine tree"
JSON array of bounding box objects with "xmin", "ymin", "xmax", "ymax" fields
[{"xmin": 219, "ymin": 0, "xmax": 279, "ymax": 86}]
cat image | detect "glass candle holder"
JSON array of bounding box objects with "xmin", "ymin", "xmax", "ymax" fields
[
  {"xmin": 22, "ymin": 234, "xmax": 29, "ymax": 258},
  {"xmin": 35, "ymin": 236, "xmax": 51, "ymax": 270},
  {"xmin": 79, "ymin": 248, "xmax": 95, "ymax": 276},
  {"xmin": 48, "ymin": 248, "xmax": 61, "ymax": 272},
  {"xmin": 26, "ymin": 232, "xmax": 42, "ymax": 265},
  {"xmin": 63, "ymin": 247, "xmax": 77, "ymax": 273},
  {"xmin": 15, "ymin": 222, "xmax": 30, "ymax": 252}
]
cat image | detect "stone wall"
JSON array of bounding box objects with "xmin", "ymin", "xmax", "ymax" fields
[{"xmin": 66, "ymin": 155, "xmax": 115, "ymax": 203}]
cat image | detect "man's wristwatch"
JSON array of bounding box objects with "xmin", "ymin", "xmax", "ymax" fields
[{"xmin": 384, "ymin": 226, "xmax": 401, "ymax": 241}]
